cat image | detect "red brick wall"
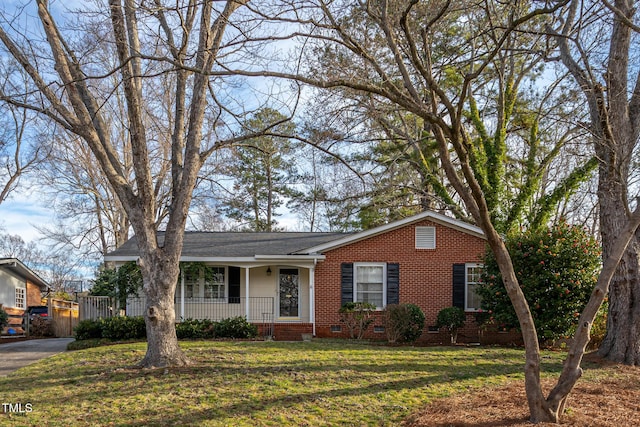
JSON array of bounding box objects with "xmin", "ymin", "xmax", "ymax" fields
[
  {"xmin": 256, "ymin": 322, "xmax": 313, "ymax": 341},
  {"xmin": 314, "ymin": 219, "xmax": 487, "ymax": 343},
  {"xmin": 26, "ymin": 281, "xmax": 44, "ymax": 307}
]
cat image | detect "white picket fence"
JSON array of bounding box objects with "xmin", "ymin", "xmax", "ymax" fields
[{"xmin": 78, "ymin": 296, "xmax": 116, "ymax": 321}]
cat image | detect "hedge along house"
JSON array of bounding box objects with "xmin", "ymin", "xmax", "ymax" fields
[{"xmin": 105, "ymin": 211, "xmax": 500, "ymax": 342}]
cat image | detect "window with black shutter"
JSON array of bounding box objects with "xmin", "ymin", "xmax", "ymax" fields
[{"xmin": 341, "ymin": 262, "xmax": 399, "ymax": 308}]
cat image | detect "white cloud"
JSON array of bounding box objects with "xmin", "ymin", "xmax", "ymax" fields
[{"xmin": 0, "ymin": 190, "xmax": 53, "ymax": 242}]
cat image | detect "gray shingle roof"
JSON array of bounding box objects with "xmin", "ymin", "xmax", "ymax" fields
[{"xmin": 106, "ymin": 231, "xmax": 349, "ymax": 259}]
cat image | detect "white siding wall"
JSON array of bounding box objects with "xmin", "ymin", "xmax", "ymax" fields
[
  {"xmin": 0, "ymin": 269, "xmax": 22, "ymax": 309},
  {"xmin": 126, "ymin": 265, "xmax": 312, "ymax": 323}
]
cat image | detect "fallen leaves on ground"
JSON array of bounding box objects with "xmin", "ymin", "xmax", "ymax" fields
[{"xmin": 403, "ymin": 354, "xmax": 640, "ymax": 426}]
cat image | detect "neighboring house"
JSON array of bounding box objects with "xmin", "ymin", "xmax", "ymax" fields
[
  {"xmin": 0, "ymin": 258, "xmax": 51, "ymax": 335},
  {"xmin": 105, "ymin": 211, "xmax": 515, "ymax": 343}
]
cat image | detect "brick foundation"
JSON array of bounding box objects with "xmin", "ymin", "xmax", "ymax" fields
[{"xmin": 271, "ymin": 323, "xmax": 313, "ymax": 341}]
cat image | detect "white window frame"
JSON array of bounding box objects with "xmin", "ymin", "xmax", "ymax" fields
[
  {"xmin": 465, "ymin": 263, "xmax": 483, "ymax": 311},
  {"xmin": 204, "ymin": 266, "xmax": 227, "ymax": 301},
  {"xmin": 353, "ymin": 263, "xmax": 387, "ymax": 309},
  {"xmin": 184, "ymin": 268, "xmax": 200, "ymax": 299},
  {"xmin": 415, "ymin": 226, "xmax": 436, "ymax": 249},
  {"xmin": 183, "ymin": 266, "xmax": 228, "ymax": 301},
  {"xmin": 15, "ymin": 287, "xmax": 26, "ymax": 309}
]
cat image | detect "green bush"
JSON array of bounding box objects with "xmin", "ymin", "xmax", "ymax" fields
[
  {"xmin": 383, "ymin": 303, "xmax": 425, "ymax": 343},
  {"xmin": 73, "ymin": 315, "xmax": 260, "ymax": 342},
  {"xmin": 215, "ymin": 316, "xmax": 258, "ymax": 339},
  {"xmin": 435, "ymin": 306, "xmax": 466, "ymax": 344},
  {"xmin": 101, "ymin": 316, "xmax": 147, "ymax": 341},
  {"xmin": 176, "ymin": 318, "xmax": 216, "ymax": 339},
  {"xmin": 477, "ymin": 221, "xmax": 601, "ymax": 343},
  {"xmin": 0, "ymin": 305, "xmax": 8, "ymax": 329},
  {"xmin": 74, "ymin": 319, "xmax": 104, "ymax": 340}
]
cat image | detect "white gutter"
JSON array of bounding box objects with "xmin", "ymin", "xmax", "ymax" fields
[{"xmin": 311, "ymin": 258, "xmax": 317, "ymax": 336}]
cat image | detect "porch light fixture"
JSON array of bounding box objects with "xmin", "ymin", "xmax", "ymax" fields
[{"xmin": 266, "ymin": 267, "xmax": 272, "ymax": 276}]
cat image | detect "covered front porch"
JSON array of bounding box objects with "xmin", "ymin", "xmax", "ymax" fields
[{"xmin": 126, "ymin": 260, "xmax": 318, "ymax": 340}]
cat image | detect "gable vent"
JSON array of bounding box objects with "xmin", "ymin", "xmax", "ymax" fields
[{"xmin": 416, "ymin": 226, "xmax": 436, "ymax": 249}]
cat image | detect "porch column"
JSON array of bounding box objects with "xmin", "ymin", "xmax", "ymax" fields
[
  {"xmin": 245, "ymin": 267, "xmax": 250, "ymax": 321},
  {"xmin": 180, "ymin": 268, "xmax": 185, "ymax": 321},
  {"xmin": 310, "ymin": 266, "xmax": 315, "ymax": 335}
]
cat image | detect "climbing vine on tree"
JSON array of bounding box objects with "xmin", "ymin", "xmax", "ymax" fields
[{"xmin": 477, "ymin": 221, "xmax": 601, "ymax": 343}]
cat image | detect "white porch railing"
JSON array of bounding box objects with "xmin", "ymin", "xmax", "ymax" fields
[{"xmin": 126, "ymin": 296, "xmax": 275, "ymax": 324}]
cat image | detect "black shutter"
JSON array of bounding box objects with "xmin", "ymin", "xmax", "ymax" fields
[
  {"xmin": 386, "ymin": 263, "xmax": 400, "ymax": 305},
  {"xmin": 452, "ymin": 264, "xmax": 466, "ymax": 309},
  {"xmin": 229, "ymin": 266, "xmax": 241, "ymax": 304},
  {"xmin": 341, "ymin": 263, "xmax": 354, "ymax": 306}
]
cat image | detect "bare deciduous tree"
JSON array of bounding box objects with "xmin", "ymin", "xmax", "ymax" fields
[
  {"xmin": 250, "ymin": 0, "xmax": 640, "ymax": 422},
  {"xmin": 0, "ymin": 0, "xmax": 265, "ymax": 367},
  {"xmin": 553, "ymin": 0, "xmax": 640, "ymax": 367},
  {"xmin": 0, "ymin": 68, "xmax": 49, "ymax": 205}
]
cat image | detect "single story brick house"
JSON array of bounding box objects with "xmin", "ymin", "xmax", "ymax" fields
[
  {"xmin": 105, "ymin": 211, "xmax": 517, "ymax": 343},
  {"xmin": 0, "ymin": 258, "xmax": 51, "ymax": 335}
]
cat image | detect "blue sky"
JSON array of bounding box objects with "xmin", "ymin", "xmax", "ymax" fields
[{"xmin": 0, "ymin": 187, "xmax": 53, "ymax": 242}]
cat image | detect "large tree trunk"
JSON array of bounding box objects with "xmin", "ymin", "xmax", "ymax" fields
[
  {"xmin": 137, "ymin": 250, "xmax": 189, "ymax": 368},
  {"xmin": 598, "ymin": 239, "xmax": 640, "ymax": 364},
  {"xmin": 556, "ymin": 0, "xmax": 640, "ymax": 367},
  {"xmin": 484, "ymin": 230, "xmax": 558, "ymax": 423}
]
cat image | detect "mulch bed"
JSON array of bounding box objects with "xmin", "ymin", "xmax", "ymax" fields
[{"xmin": 402, "ymin": 354, "xmax": 640, "ymax": 426}]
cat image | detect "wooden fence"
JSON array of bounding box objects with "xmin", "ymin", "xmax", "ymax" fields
[{"xmin": 48, "ymin": 298, "xmax": 79, "ymax": 337}]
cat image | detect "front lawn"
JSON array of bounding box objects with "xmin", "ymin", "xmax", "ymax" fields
[{"xmin": 0, "ymin": 341, "xmax": 565, "ymax": 426}]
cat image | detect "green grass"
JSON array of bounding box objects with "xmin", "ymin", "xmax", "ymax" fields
[{"xmin": 0, "ymin": 341, "xmax": 566, "ymax": 426}]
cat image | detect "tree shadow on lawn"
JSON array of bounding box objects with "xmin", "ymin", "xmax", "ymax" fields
[
  {"xmin": 1, "ymin": 343, "xmax": 567, "ymax": 426},
  {"xmin": 58, "ymin": 350, "xmax": 563, "ymax": 426}
]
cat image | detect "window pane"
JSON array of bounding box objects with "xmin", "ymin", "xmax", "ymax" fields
[
  {"xmin": 357, "ymin": 292, "xmax": 383, "ymax": 308},
  {"xmin": 359, "ymin": 282, "xmax": 383, "ymax": 293},
  {"xmin": 185, "ymin": 270, "xmax": 199, "ymax": 299},
  {"xmin": 466, "ymin": 283, "xmax": 482, "ymax": 310},
  {"xmin": 15, "ymin": 288, "xmax": 26, "ymax": 309},
  {"xmin": 466, "ymin": 265, "xmax": 483, "ymax": 310},
  {"xmin": 204, "ymin": 267, "xmax": 225, "ymax": 299},
  {"xmin": 355, "ymin": 265, "xmax": 384, "ymax": 308},
  {"xmin": 357, "ymin": 266, "xmax": 383, "ymax": 282}
]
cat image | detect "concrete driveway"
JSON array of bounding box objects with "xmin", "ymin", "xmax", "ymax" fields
[{"xmin": 0, "ymin": 338, "xmax": 75, "ymax": 377}]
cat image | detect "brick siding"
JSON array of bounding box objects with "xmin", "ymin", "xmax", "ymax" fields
[
  {"xmin": 267, "ymin": 323, "xmax": 313, "ymax": 341},
  {"xmin": 314, "ymin": 218, "xmax": 495, "ymax": 343},
  {"xmin": 26, "ymin": 281, "xmax": 44, "ymax": 307}
]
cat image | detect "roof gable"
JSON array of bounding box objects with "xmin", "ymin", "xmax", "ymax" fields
[
  {"xmin": 296, "ymin": 211, "xmax": 485, "ymax": 254},
  {"xmin": 0, "ymin": 258, "xmax": 51, "ymax": 291}
]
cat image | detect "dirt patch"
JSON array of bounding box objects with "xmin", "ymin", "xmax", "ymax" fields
[{"xmin": 403, "ymin": 354, "xmax": 640, "ymax": 426}]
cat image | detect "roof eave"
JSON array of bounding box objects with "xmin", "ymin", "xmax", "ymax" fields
[
  {"xmin": 0, "ymin": 258, "xmax": 51, "ymax": 291},
  {"xmin": 104, "ymin": 254, "xmax": 326, "ymax": 264}
]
